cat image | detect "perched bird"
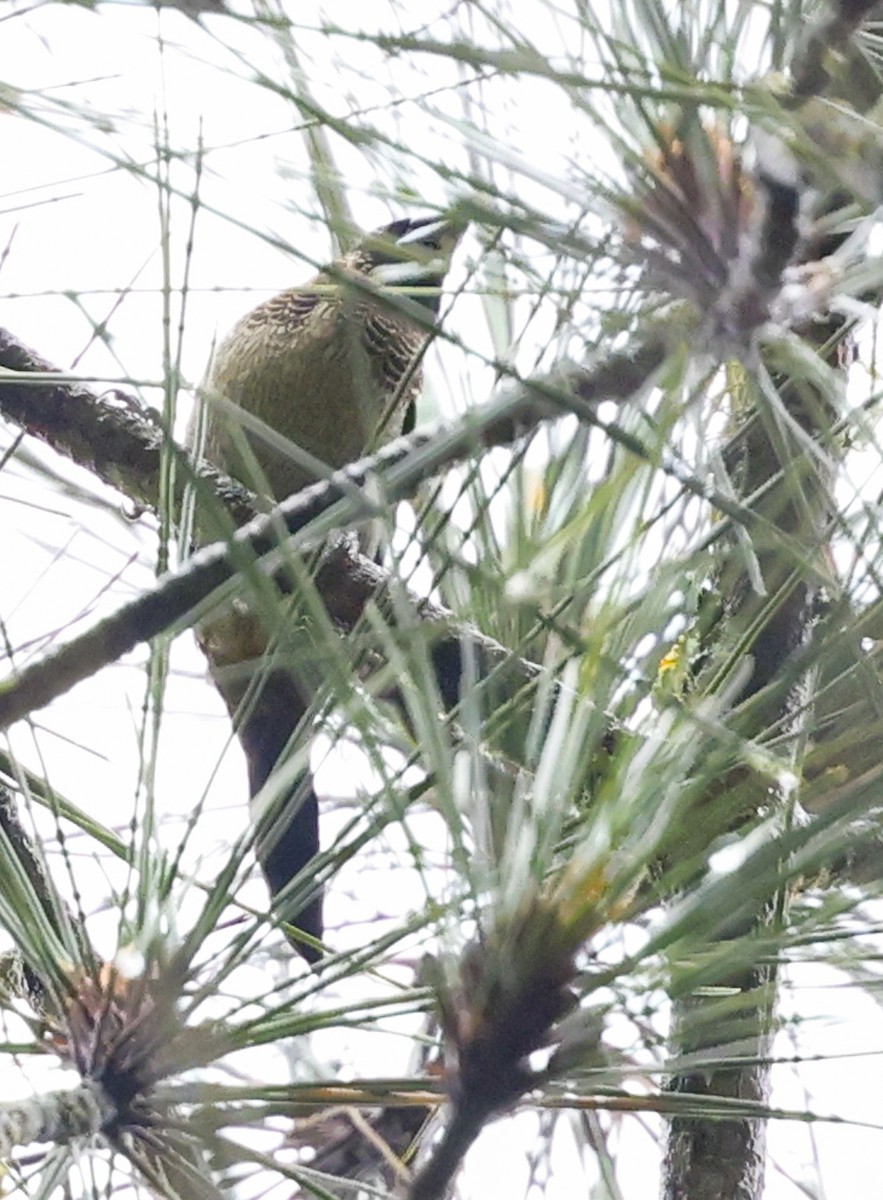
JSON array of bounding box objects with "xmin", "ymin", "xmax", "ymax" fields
[
  {"xmin": 199, "ymin": 216, "xmax": 463, "ymax": 506},
  {"xmin": 190, "ymin": 215, "xmax": 464, "ymax": 961}
]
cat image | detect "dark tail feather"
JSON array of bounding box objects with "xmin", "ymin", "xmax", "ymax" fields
[{"xmin": 233, "ymin": 668, "xmax": 324, "ymax": 963}]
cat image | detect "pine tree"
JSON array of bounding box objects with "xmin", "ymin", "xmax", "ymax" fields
[{"xmin": 1, "ymin": 3, "xmax": 882, "ymax": 1198}]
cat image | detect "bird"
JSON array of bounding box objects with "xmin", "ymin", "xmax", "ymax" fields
[
  {"xmin": 198, "ymin": 216, "xmax": 464, "ymax": 507},
  {"xmin": 189, "ymin": 215, "xmax": 465, "ymax": 961}
]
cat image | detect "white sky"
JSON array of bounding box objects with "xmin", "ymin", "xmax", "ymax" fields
[{"xmin": 1, "ymin": 2, "xmax": 882, "ymax": 1197}]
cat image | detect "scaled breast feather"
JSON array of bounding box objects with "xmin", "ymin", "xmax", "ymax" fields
[{"xmin": 242, "ymin": 287, "xmax": 328, "ymax": 335}]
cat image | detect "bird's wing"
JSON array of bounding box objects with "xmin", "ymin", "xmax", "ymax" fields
[{"xmin": 363, "ymin": 308, "xmax": 426, "ymax": 397}]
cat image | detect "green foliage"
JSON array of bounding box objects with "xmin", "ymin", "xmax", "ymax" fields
[{"xmin": 1, "ymin": 1, "xmax": 883, "ymax": 1198}]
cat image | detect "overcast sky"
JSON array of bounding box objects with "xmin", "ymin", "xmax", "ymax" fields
[{"xmin": 2, "ymin": 3, "xmax": 882, "ymax": 1197}]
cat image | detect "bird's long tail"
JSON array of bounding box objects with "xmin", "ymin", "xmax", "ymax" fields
[{"xmin": 213, "ymin": 658, "xmax": 324, "ymax": 964}]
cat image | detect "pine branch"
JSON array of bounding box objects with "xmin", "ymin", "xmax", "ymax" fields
[
  {"xmin": 0, "ymin": 326, "xmax": 667, "ymax": 730},
  {"xmin": 0, "ymin": 1082, "xmax": 115, "ymax": 1154},
  {"xmin": 661, "ymin": 5, "xmax": 883, "ymax": 1196}
]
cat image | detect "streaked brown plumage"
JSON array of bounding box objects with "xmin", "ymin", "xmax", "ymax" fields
[
  {"xmin": 198, "ymin": 217, "xmax": 463, "ymax": 504},
  {"xmin": 190, "ymin": 216, "xmax": 464, "ymax": 961}
]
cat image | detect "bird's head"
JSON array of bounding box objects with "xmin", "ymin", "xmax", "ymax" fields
[{"xmin": 347, "ymin": 215, "xmax": 466, "ymax": 312}]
